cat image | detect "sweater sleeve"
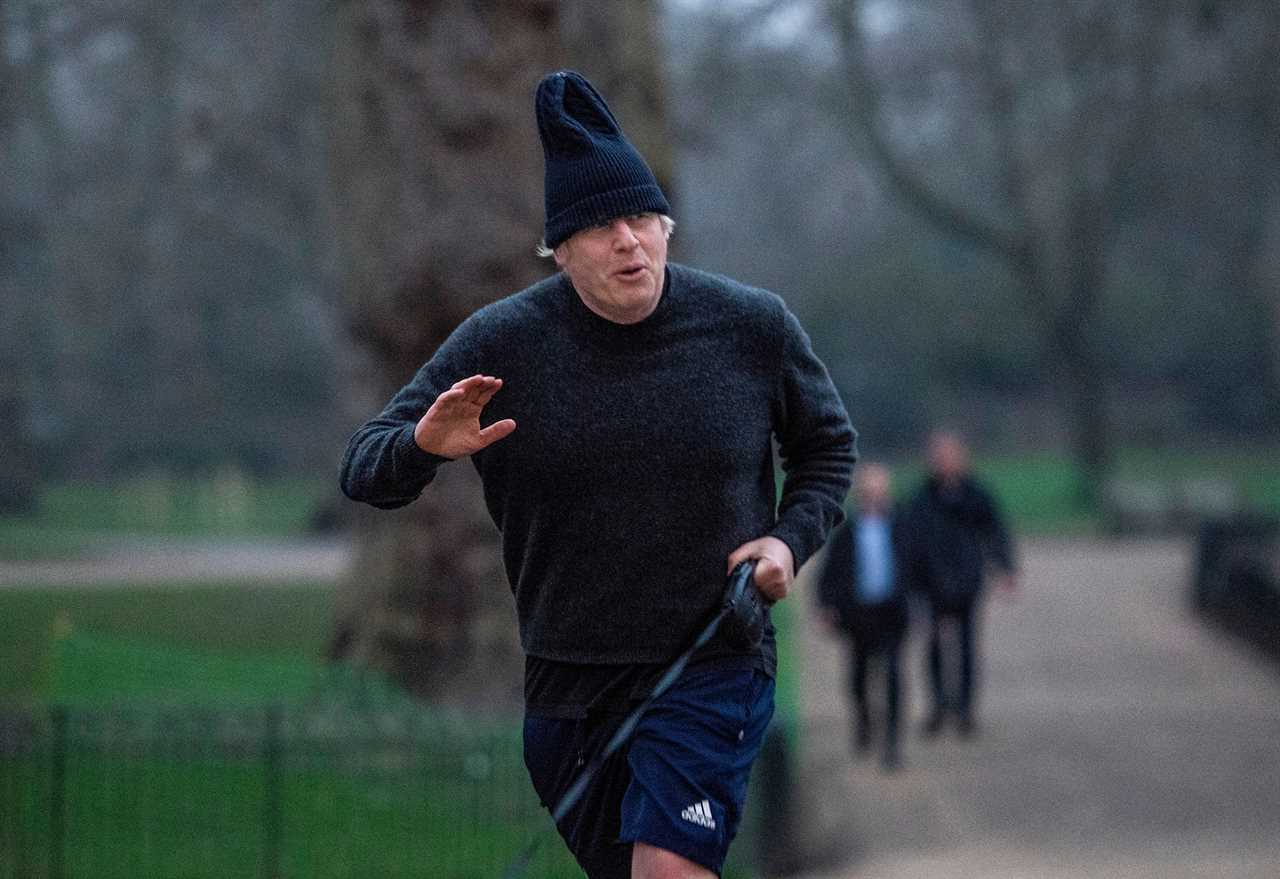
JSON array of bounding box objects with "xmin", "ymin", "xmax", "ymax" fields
[
  {"xmin": 976, "ymin": 484, "xmax": 1017, "ymax": 574},
  {"xmin": 338, "ymin": 319, "xmax": 482, "ymax": 510},
  {"xmin": 768, "ymin": 306, "xmax": 858, "ymax": 571},
  {"xmin": 814, "ymin": 517, "xmax": 853, "ymax": 610}
]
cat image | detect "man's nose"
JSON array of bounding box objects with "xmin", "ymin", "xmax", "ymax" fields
[{"xmin": 611, "ymin": 220, "xmax": 639, "ymax": 249}]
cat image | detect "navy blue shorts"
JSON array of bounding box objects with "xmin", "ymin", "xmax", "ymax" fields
[{"xmin": 523, "ymin": 666, "xmax": 775, "ymax": 878}]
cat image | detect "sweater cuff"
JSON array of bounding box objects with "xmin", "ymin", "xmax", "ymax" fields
[{"xmin": 767, "ymin": 523, "xmax": 813, "ymax": 575}]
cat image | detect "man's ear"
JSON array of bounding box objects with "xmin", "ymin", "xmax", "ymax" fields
[{"xmin": 552, "ymin": 243, "xmax": 568, "ymax": 268}]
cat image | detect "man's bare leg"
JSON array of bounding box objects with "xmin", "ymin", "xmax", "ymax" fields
[{"xmin": 631, "ymin": 842, "xmax": 716, "ymax": 879}]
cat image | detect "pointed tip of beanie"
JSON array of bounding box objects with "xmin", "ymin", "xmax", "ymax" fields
[{"xmin": 536, "ymin": 70, "xmax": 623, "ymax": 154}]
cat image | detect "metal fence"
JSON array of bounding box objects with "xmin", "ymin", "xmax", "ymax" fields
[
  {"xmin": 1, "ymin": 620, "xmax": 792, "ymax": 879},
  {"xmin": 0, "ymin": 702, "xmax": 580, "ymax": 879}
]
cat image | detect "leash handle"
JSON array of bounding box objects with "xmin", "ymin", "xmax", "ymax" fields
[
  {"xmin": 721, "ymin": 558, "xmax": 766, "ymax": 650},
  {"xmin": 724, "ymin": 559, "xmax": 756, "ymax": 608}
]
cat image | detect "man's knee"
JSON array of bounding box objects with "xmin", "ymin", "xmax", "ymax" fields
[{"xmin": 631, "ymin": 841, "xmax": 717, "ymax": 879}]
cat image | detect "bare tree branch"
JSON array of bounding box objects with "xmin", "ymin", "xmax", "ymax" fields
[
  {"xmin": 829, "ymin": 0, "xmax": 1030, "ymax": 267},
  {"xmin": 1098, "ymin": 0, "xmax": 1164, "ymax": 223},
  {"xmin": 965, "ymin": 0, "xmax": 1047, "ymax": 298}
]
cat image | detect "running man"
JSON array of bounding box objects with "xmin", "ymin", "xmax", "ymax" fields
[{"xmin": 340, "ymin": 70, "xmax": 857, "ymax": 879}]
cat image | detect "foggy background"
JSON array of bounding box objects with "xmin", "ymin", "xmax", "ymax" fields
[
  {"xmin": 2, "ymin": 2, "xmax": 1278, "ymax": 878},
  {"xmin": 5, "ymin": 0, "xmax": 1276, "ymax": 489}
]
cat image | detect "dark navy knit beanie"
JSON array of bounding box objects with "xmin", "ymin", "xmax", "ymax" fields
[{"xmin": 536, "ymin": 70, "xmax": 671, "ymax": 249}]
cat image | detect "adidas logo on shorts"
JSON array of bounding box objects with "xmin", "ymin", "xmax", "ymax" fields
[{"xmin": 680, "ymin": 799, "xmax": 716, "ymax": 830}]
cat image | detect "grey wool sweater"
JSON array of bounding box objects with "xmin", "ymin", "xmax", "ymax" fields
[{"xmin": 340, "ymin": 263, "xmax": 857, "ymax": 666}]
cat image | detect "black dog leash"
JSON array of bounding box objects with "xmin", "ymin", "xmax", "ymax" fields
[{"xmin": 501, "ymin": 559, "xmax": 766, "ymax": 879}]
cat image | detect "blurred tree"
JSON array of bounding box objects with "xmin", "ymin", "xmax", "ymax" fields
[
  {"xmin": 557, "ymin": 2, "xmax": 675, "ymax": 199},
  {"xmin": 1232, "ymin": 5, "xmax": 1280, "ymax": 428},
  {"xmin": 0, "ymin": 6, "xmax": 41, "ymax": 511},
  {"xmin": 827, "ymin": 0, "xmax": 1174, "ymax": 503},
  {"xmin": 822, "ymin": 0, "xmax": 1280, "ymax": 498},
  {"xmin": 661, "ymin": 0, "xmax": 1280, "ymax": 460},
  {"xmin": 328, "ymin": 0, "xmax": 671, "ymax": 705},
  {"xmin": 7, "ymin": 0, "xmax": 336, "ymax": 480}
]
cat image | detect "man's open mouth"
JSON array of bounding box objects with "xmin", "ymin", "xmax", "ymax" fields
[{"xmin": 615, "ymin": 264, "xmax": 646, "ymax": 281}]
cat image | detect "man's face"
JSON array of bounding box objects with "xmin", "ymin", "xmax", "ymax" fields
[
  {"xmin": 928, "ymin": 433, "xmax": 970, "ymax": 483},
  {"xmin": 856, "ymin": 464, "xmax": 892, "ymax": 514},
  {"xmin": 554, "ymin": 213, "xmax": 668, "ymax": 325}
]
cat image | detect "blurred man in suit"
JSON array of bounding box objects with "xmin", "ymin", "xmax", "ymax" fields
[{"xmin": 816, "ymin": 463, "xmax": 909, "ymax": 771}]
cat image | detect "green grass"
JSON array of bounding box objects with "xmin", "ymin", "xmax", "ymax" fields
[
  {"xmin": 0, "ymin": 522, "xmax": 102, "ymax": 562},
  {"xmin": 0, "ymin": 574, "xmax": 767, "ymax": 878},
  {"xmin": 976, "ymin": 454, "xmax": 1102, "ymax": 534},
  {"xmin": 46, "ymin": 631, "xmax": 332, "ymax": 708},
  {"xmin": 1112, "ymin": 446, "xmax": 1280, "ymax": 513},
  {"xmin": 1, "ymin": 710, "xmax": 581, "ymax": 879},
  {"xmin": 0, "ymin": 598, "xmax": 585, "ymax": 878},
  {"xmin": 769, "ymin": 600, "xmax": 800, "ymax": 730},
  {"xmin": 0, "ymin": 583, "xmax": 335, "ymax": 704},
  {"xmin": 6, "ymin": 445, "xmax": 1278, "ymax": 564},
  {"xmin": 0, "ymin": 589, "xmax": 757, "ymax": 879},
  {"xmin": 0, "ymin": 475, "xmax": 333, "ymax": 560}
]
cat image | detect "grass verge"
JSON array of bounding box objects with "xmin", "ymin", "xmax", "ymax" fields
[
  {"xmin": 0, "ymin": 583, "xmax": 335, "ymax": 705},
  {"xmin": 0, "ymin": 476, "xmax": 333, "ymax": 561}
]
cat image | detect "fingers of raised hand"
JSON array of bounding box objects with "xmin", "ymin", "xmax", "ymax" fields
[
  {"xmin": 450, "ymin": 374, "xmax": 488, "ymax": 392},
  {"xmin": 477, "ymin": 418, "xmax": 517, "ymax": 448},
  {"xmin": 474, "ymin": 377, "xmax": 504, "ymax": 407},
  {"xmin": 429, "ymin": 388, "xmax": 472, "ymax": 419},
  {"xmin": 451, "ymin": 375, "xmax": 502, "ymax": 406}
]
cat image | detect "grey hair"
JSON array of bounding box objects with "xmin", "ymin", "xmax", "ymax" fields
[{"xmin": 535, "ymin": 214, "xmax": 675, "ymax": 258}]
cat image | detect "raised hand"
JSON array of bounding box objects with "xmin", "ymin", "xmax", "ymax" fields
[{"xmin": 413, "ymin": 375, "xmax": 516, "ymax": 459}]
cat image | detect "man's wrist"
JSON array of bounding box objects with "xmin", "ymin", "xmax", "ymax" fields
[
  {"xmin": 765, "ymin": 529, "xmax": 803, "ymax": 575},
  {"xmin": 402, "ymin": 424, "xmax": 452, "ymax": 467}
]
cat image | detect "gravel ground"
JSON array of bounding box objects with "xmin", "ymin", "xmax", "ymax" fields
[{"xmin": 788, "ymin": 537, "xmax": 1280, "ymax": 879}]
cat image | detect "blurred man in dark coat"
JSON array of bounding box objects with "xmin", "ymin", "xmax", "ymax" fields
[
  {"xmin": 900, "ymin": 431, "xmax": 1017, "ymax": 739},
  {"xmin": 816, "ymin": 463, "xmax": 909, "ymax": 770}
]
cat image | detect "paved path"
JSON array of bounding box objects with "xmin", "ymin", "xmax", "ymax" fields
[
  {"xmin": 0, "ymin": 537, "xmax": 350, "ymax": 587},
  {"xmin": 790, "ymin": 538, "xmax": 1280, "ymax": 879}
]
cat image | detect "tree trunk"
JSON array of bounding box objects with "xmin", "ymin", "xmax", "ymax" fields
[
  {"xmin": 1056, "ymin": 193, "xmax": 1113, "ymax": 507},
  {"xmin": 1016, "ymin": 251, "xmax": 1112, "ymax": 508},
  {"xmin": 328, "ymin": 0, "xmax": 669, "ymax": 707},
  {"xmin": 1242, "ymin": 4, "xmax": 1280, "ymax": 427},
  {"xmin": 0, "ymin": 7, "xmax": 40, "ymax": 512},
  {"xmin": 1054, "ymin": 319, "xmax": 1111, "ymax": 508}
]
